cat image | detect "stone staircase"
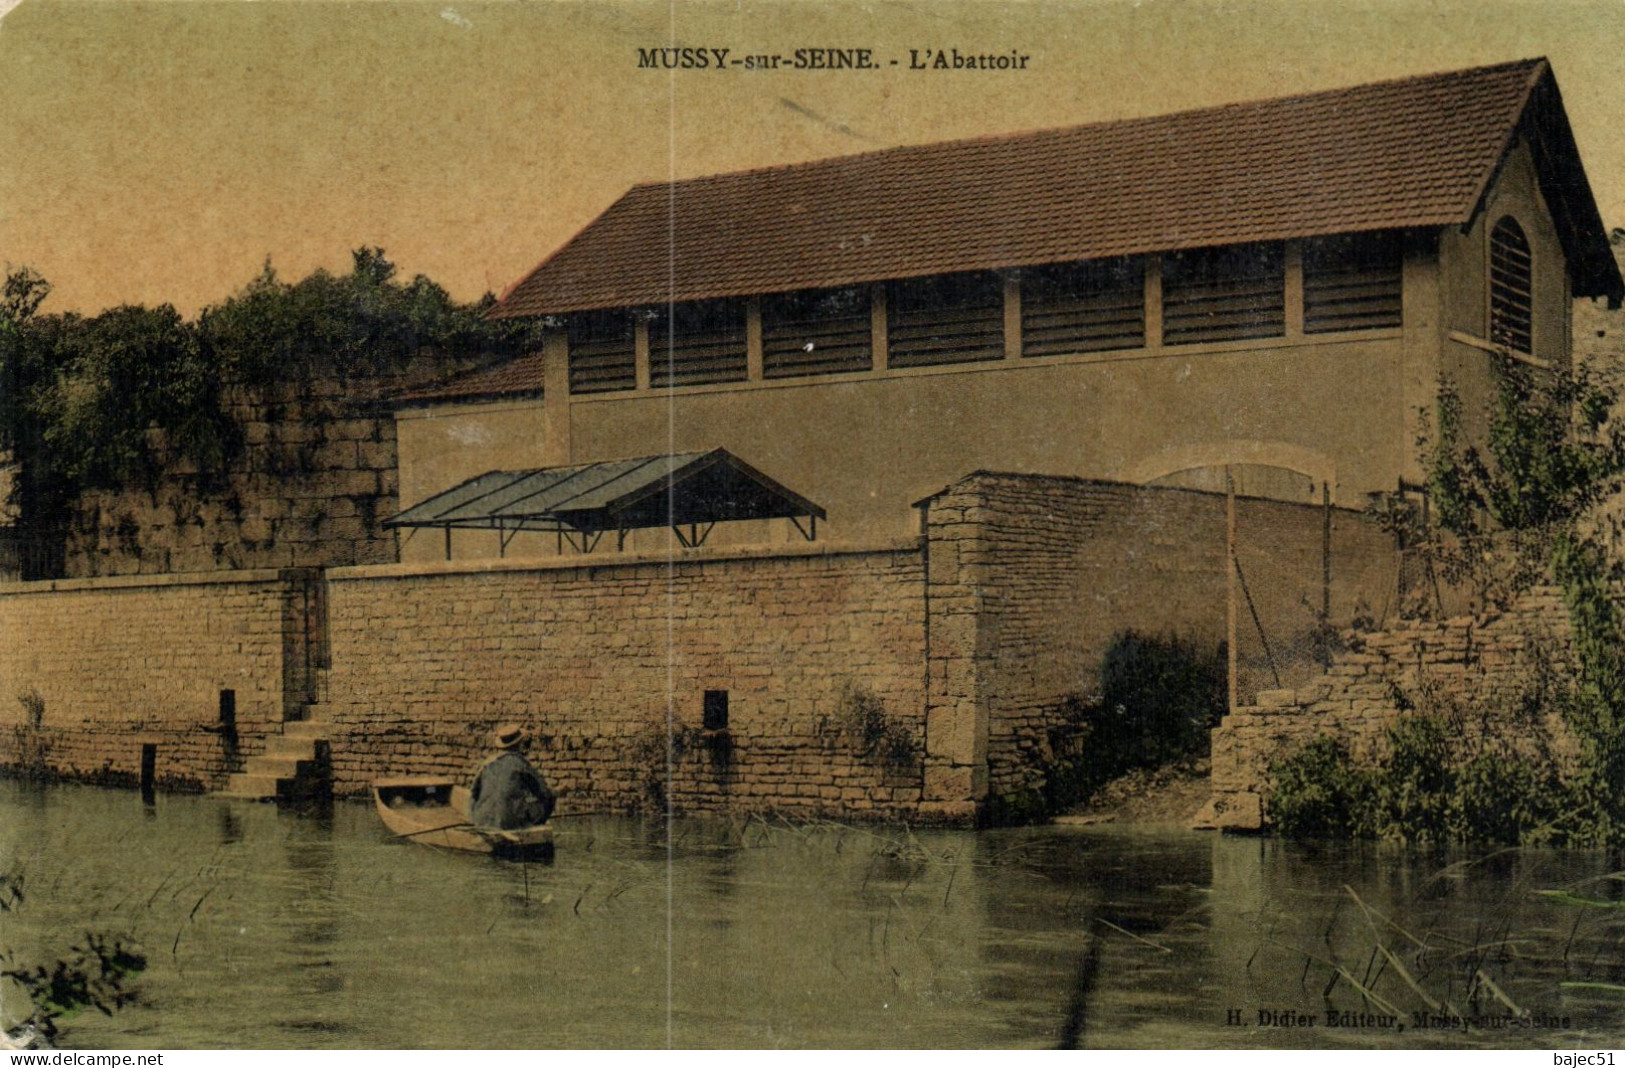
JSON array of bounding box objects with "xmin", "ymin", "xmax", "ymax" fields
[{"xmin": 214, "ymin": 716, "xmax": 332, "ymax": 802}]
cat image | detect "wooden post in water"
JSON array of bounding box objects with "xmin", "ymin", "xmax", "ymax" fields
[{"xmin": 140, "ymin": 743, "xmax": 157, "ymax": 804}]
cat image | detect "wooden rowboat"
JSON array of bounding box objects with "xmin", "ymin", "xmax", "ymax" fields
[{"xmin": 374, "ymin": 776, "xmax": 554, "ymax": 860}]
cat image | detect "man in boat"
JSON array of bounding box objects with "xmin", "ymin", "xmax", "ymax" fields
[{"xmin": 469, "ymin": 723, "xmax": 556, "ymax": 829}]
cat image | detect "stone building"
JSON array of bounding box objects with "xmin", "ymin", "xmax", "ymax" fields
[
  {"xmin": 4, "ymin": 59, "xmax": 1622, "ymax": 823},
  {"xmin": 394, "ymin": 57, "xmax": 1621, "ymax": 562}
]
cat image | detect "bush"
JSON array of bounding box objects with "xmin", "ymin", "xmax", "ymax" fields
[
  {"xmin": 1450, "ymin": 749, "xmax": 1561, "ymax": 845},
  {"xmin": 1266, "ymin": 715, "xmax": 1579, "ymax": 845},
  {"xmin": 1366, "ymin": 715, "xmax": 1454, "ymax": 842},
  {"xmin": 1094, "ymin": 630, "xmax": 1227, "ymax": 768},
  {"xmin": 1007, "ymin": 631, "xmax": 1226, "ymax": 822},
  {"xmin": 1266, "ymin": 736, "xmax": 1370, "ymax": 839}
]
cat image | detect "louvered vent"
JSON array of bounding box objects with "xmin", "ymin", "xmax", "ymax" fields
[
  {"xmin": 1022, "ymin": 258, "xmax": 1145, "ymax": 356},
  {"xmin": 1304, "ymin": 233, "xmax": 1403, "ymax": 333},
  {"xmin": 1163, "ymin": 243, "xmax": 1285, "ymax": 344},
  {"xmin": 650, "ymin": 299, "xmax": 748, "ymax": 388},
  {"xmin": 887, "ymin": 272, "xmax": 1005, "ymax": 367},
  {"xmin": 762, "ymin": 286, "xmax": 872, "ymax": 378},
  {"xmin": 567, "ymin": 310, "xmax": 637, "ymax": 394},
  {"xmin": 1489, "ymin": 217, "xmax": 1533, "ymax": 353}
]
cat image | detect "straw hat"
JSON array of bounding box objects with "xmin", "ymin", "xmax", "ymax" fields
[{"xmin": 491, "ymin": 723, "xmax": 527, "ymax": 750}]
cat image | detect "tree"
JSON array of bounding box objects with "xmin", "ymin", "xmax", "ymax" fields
[
  {"xmin": 0, "ymin": 269, "xmax": 69, "ymax": 577},
  {"xmin": 0, "ymin": 249, "xmax": 535, "ymax": 578},
  {"xmin": 1415, "ymin": 357, "xmax": 1625, "ymax": 611}
]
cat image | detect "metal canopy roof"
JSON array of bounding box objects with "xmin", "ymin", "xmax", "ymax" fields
[{"xmin": 384, "ymin": 449, "xmax": 826, "ymax": 553}]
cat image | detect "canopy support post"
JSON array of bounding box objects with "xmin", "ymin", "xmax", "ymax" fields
[
  {"xmin": 672, "ymin": 522, "xmax": 716, "ymax": 548},
  {"xmin": 498, "ymin": 519, "xmax": 524, "ymax": 557}
]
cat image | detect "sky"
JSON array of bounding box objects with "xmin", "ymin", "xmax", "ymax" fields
[{"xmin": 2, "ymin": 0, "xmax": 1623, "ymax": 318}]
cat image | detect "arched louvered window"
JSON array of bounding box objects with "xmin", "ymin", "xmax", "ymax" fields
[{"xmin": 1489, "ymin": 217, "xmax": 1533, "ymax": 353}]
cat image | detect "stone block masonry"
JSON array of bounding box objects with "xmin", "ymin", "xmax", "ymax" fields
[
  {"xmin": 0, "ymin": 569, "xmax": 308, "ymax": 791},
  {"xmin": 920, "ymin": 472, "xmax": 1397, "ymax": 813},
  {"xmin": 322, "ymin": 544, "xmax": 932, "ymax": 818},
  {"xmin": 3, "ymin": 470, "xmax": 1405, "ymax": 825},
  {"xmin": 64, "ymin": 357, "xmax": 482, "ymax": 579},
  {"xmin": 1207, "ymin": 586, "xmax": 1580, "ymax": 828}
]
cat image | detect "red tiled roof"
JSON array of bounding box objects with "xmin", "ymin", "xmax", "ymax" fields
[
  {"xmin": 396, "ymin": 350, "xmax": 546, "ymax": 405},
  {"xmin": 493, "ymin": 57, "xmax": 1621, "ymax": 317}
]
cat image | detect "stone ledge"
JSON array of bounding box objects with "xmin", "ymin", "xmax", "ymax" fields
[
  {"xmin": 329, "ymin": 538, "xmax": 923, "ymax": 582},
  {"xmin": 0, "ymin": 568, "xmax": 287, "ymax": 596}
]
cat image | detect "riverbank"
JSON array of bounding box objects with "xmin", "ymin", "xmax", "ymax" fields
[{"xmin": 1055, "ymin": 758, "xmax": 1212, "ymax": 828}]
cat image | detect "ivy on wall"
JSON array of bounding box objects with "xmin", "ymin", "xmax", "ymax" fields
[{"xmin": 1, "ymin": 250, "xmax": 540, "ymax": 574}]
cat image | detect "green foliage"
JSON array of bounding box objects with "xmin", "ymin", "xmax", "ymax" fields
[
  {"xmin": 1, "ymin": 933, "xmax": 147, "ymax": 1042},
  {"xmin": 34, "ymin": 303, "xmax": 231, "ymax": 487},
  {"xmin": 1412, "ymin": 361, "xmax": 1625, "ymax": 611},
  {"xmin": 626, "ymin": 720, "xmax": 711, "ymax": 815},
  {"xmin": 826, "ymin": 682, "xmax": 918, "ymax": 768},
  {"xmin": 0, "ymin": 252, "xmax": 537, "ymax": 562},
  {"xmin": 1451, "ymin": 749, "xmax": 1562, "ymax": 846},
  {"xmin": 198, "ymin": 248, "xmax": 537, "ymax": 387},
  {"xmin": 1266, "ymin": 716, "xmax": 1573, "ymax": 846},
  {"xmin": 1427, "ymin": 361, "xmax": 1625, "ymax": 538},
  {"xmin": 1364, "ymin": 350, "xmax": 1625, "ymax": 845},
  {"xmin": 11, "ymin": 689, "xmax": 51, "ymax": 780},
  {"xmin": 17, "ymin": 688, "xmax": 44, "ymax": 730},
  {"xmin": 0, "ymin": 269, "xmax": 52, "ymax": 458},
  {"xmin": 0, "ymin": 874, "xmax": 144, "ymax": 1044},
  {"xmin": 1365, "ymin": 715, "xmax": 1455, "ymax": 842},
  {"xmin": 995, "ymin": 632, "xmax": 1226, "ymax": 823},
  {"xmin": 1093, "ymin": 630, "xmax": 1227, "ymax": 768},
  {"xmin": 1266, "ymin": 736, "xmax": 1370, "ymax": 839},
  {"xmin": 1551, "ymin": 531, "xmax": 1625, "ymax": 839}
]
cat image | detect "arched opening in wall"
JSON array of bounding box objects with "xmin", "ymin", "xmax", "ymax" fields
[
  {"xmin": 1142, "ymin": 461, "xmax": 1365, "ymax": 710},
  {"xmin": 1489, "ymin": 216, "xmax": 1533, "ymax": 354},
  {"xmin": 1146, "ymin": 463, "xmax": 1318, "ymax": 504}
]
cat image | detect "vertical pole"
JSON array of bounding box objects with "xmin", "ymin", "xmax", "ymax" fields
[
  {"xmin": 1284, "ymin": 239, "xmax": 1305, "ymax": 338},
  {"xmin": 1144, "ymin": 255, "xmax": 1164, "ymax": 351},
  {"xmin": 634, "ymin": 316, "xmax": 652, "ymax": 391},
  {"xmin": 140, "ymin": 743, "xmax": 157, "ymax": 804},
  {"xmin": 1321, "ymin": 482, "xmax": 1332, "ymax": 666},
  {"xmin": 444, "ymin": 525, "xmax": 452, "ymax": 562},
  {"xmin": 303, "ymin": 579, "xmax": 315, "ymax": 707},
  {"xmin": 1226, "ymin": 468, "xmax": 1239, "ymax": 715}
]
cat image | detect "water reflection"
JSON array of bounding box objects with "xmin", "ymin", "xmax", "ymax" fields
[{"xmin": 1, "ymin": 782, "xmax": 1622, "ymax": 1049}]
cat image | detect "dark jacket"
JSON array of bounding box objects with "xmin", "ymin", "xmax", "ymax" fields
[{"xmin": 469, "ymin": 750, "xmax": 556, "ymax": 829}]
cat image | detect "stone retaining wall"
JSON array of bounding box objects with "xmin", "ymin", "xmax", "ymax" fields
[
  {"xmin": 3, "ymin": 471, "xmax": 1410, "ymax": 825},
  {"xmin": 921, "ymin": 472, "xmax": 1398, "ymax": 812},
  {"xmin": 0, "ymin": 569, "xmax": 306, "ymax": 789},
  {"xmin": 322, "ymin": 545, "xmax": 932, "ymax": 818},
  {"xmin": 1206, "ymin": 585, "xmax": 1579, "ymax": 828},
  {"xmin": 65, "ymin": 358, "xmax": 479, "ymax": 578}
]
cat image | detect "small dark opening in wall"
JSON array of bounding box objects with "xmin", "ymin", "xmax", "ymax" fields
[
  {"xmin": 140, "ymin": 743, "xmax": 157, "ymax": 804},
  {"xmin": 703, "ymin": 690, "xmax": 729, "ymax": 732},
  {"xmin": 219, "ymin": 689, "xmax": 236, "ymax": 729}
]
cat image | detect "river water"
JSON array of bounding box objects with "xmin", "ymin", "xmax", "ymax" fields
[{"xmin": 1, "ymin": 780, "xmax": 1622, "ymax": 1049}]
